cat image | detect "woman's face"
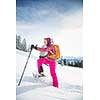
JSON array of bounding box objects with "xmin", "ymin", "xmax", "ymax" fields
[{"xmin": 44, "ymin": 39, "xmax": 47, "ymax": 45}]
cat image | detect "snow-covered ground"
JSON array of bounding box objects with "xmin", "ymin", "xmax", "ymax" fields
[{"xmin": 16, "ymin": 49, "xmax": 83, "ymax": 100}]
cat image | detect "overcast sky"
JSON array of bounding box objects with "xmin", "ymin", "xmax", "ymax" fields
[{"xmin": 16, "ymin": 0, "xmax": 83, "ymax": 56}]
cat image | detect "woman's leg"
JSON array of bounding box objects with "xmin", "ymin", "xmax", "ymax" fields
[
  {"xmin": 37, "ymin": 58, "xmax": 44, "ymax": 73},
  {"xmin": 49, "ymin": 61, "xmax": 58, "ymax": 88},
  {"xmin": 39, "ymin": 56, "xmax": 44, "ymax": 73},
  {"xmin": 40, "ymin": 66, "xmax": 43, "ymax": 73},
  {"xmin": 37, "ymin": 58, "xmax": 48, "ymax": 73},
  {"xmin": 37, "ymin": 58, "xmax": 58, "ymax": 87}
]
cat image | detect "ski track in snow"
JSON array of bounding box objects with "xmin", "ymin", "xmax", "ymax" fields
[{"xmin": 16, "ymin": 50, "xmax": 83, "ymax": 100}]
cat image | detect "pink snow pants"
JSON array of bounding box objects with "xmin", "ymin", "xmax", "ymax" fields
[{"xmin": 37, "ymin": 58, "xmax": 58, "ymax": 88}]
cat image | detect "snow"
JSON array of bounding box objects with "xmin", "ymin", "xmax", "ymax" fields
[{"xmin": 16, "ymin": 49, "xmax": 83, "ymax": 100}]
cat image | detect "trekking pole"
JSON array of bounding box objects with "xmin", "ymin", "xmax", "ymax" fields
[{"xmin": 18, "ymin": 49, "xmax": 32, "ymax": 86}]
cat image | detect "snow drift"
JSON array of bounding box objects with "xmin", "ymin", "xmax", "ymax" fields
[{"xmin": 16, "ymin": 49, "xmax": 83, "ymax": 100}]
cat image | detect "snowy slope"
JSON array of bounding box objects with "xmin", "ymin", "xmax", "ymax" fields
[{"xmin": 16, "ymin": 49, "xmax": 83, "ymax": 100}]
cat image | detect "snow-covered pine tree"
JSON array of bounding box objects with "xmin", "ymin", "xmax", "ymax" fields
[
  {"xmin": 16, "ymin": 35, "xmax": 21, "ymax": 50},
  {"xmin": 22, "ymin": 38, "xmax": 27, "ymax": 52}
]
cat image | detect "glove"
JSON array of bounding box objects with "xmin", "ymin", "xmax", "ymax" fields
[
  {"xmin": 31, "ymin": 44, "xmax": 37, "ymax": 50},
  {"xmin": 34, "ymin": 45, "xmax": 38, "ymax": 50},
  {"xmin": 31, "ymin": 44, "xmax": 34, "ymax": 50}
]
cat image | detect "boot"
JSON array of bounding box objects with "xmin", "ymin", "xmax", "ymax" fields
[{"xmin": 38, "ymin": 72, "xmax": 45, "ymax": 77}]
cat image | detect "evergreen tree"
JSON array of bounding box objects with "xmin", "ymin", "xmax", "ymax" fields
[
  {"xmin": 16, "ymin": 35, "xmax": 18, "ymax": 49},
  {"xmin": 22, "ymin": 38, "xmax": 27, "ymax": 51},
  {"xmin": 16, "ymin": 34, "xmax": 28, "ymax": 52},
  {"xmin": 18, "ymin": 35, "xmax": 21, "ymax": 50},
  {"xmin": 16, "ymin": 35, "xmax": 21, "ymax": 50}
]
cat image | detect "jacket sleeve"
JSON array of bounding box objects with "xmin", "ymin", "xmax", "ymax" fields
[{"xmin": 37, "ymin": 47, "xmax": 50, "ymax": 52}]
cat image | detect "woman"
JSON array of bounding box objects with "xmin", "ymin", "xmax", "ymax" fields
[{"xmin": 31, "ymin": 37, "xmax": 58, "ymax": 88}]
